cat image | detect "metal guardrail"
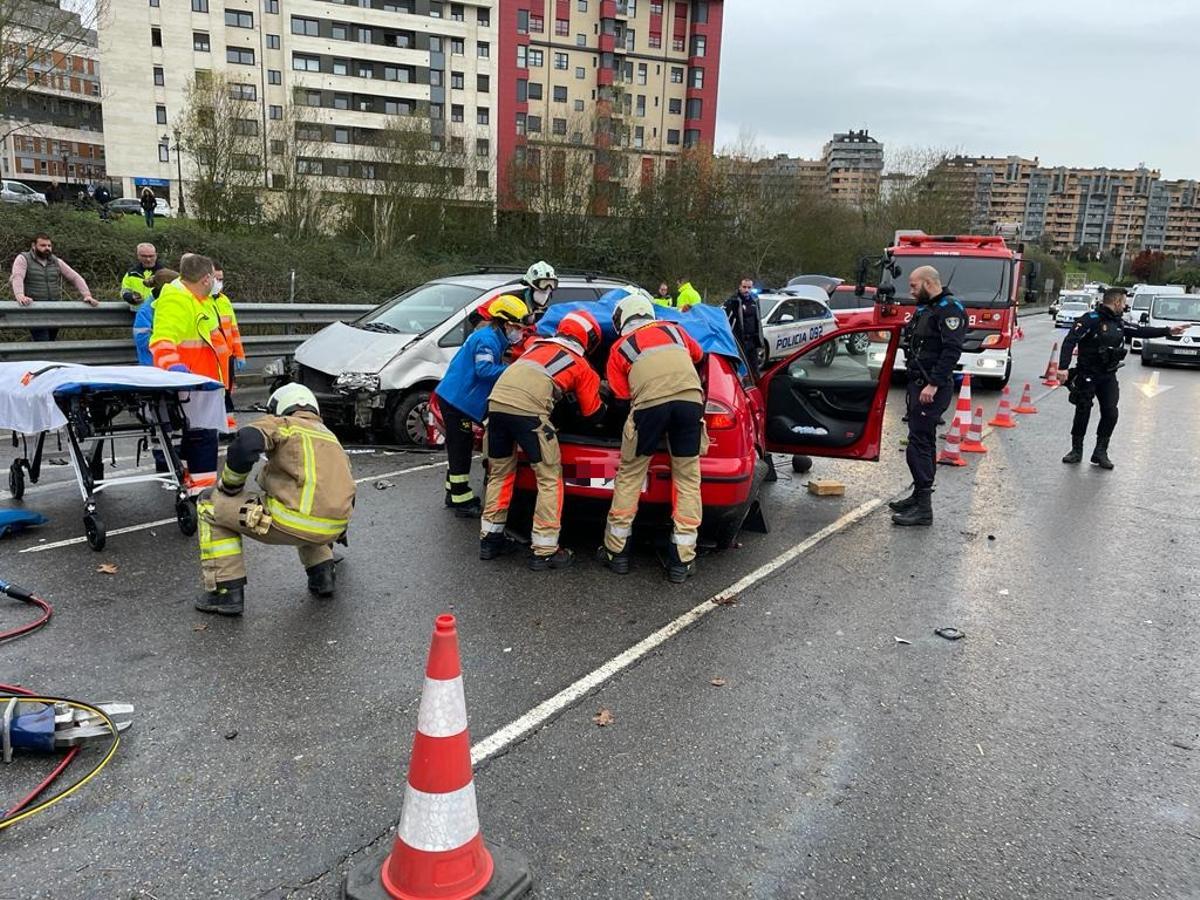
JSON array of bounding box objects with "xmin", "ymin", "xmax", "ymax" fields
[{"xmin": 0, "ymin": 301, "xmax": 376, "ymax": 364}]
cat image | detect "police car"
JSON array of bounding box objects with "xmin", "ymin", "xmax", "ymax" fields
[{"xmin": 758, "ymin": 285, "xmax": 837, "ymax": 364}]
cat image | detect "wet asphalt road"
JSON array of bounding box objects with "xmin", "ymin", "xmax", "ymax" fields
[{"xmin": 2, "ymin": 314, "xmax": 1198, "ymax": 899}]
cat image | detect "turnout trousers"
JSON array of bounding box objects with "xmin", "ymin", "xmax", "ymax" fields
[
  {"xmin": 604, "ymin": 400, "xmax": 706, "ymax": 564},
  {"xmin": 1070, "ymin": 370, "xmax": 1119, "ymax": 441},
  {"xmin": 197, "ymin": 491, "xmax": 332, "ymax": 590},
  {"xmin": 905, "ymin": 379, "xmax": 953, "ymax": 490},
  {"xmin": 480, "ymin": 410, "xmax": 563, "ymax": 557},
  {"xmin": 439, "ymin": 398, "xmax": 478, "ymax": 510}
]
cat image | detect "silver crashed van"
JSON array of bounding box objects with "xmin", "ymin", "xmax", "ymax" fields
[{"xmin": 281, "ymin": 269, "xmax": 627, "ymax": 444}]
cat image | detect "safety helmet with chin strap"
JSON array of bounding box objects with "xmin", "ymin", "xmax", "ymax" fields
[
  {"xmin": 612, "ymin": 291, "xmax": 656, "ymax": 333},
  {"xmin": 524, "ymin": 260, "xmax": 559, "ymax": 291},
  {"xmin": 268, "ymin": 383, "xmax": 320, "ymax": 417},
  {"xmin": 557, "ymin": 309, "xmax": 603, "ymax": 355}
]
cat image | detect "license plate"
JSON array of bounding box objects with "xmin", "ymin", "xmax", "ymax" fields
[
  {"xmin": 1174, "ymin": 348, "xmax": 1198, "ymax": 356},
  {"xmin": 565, "ymin": 475, "xmax": 649, "ymax": 493}
]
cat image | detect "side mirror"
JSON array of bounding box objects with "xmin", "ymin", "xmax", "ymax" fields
[
  {"xmin": 1139, "ymin": 313, "xmax": 1149, "ymax": 324},
  {"xmin": 854, "ymin": 257, "xmax": 869, "ymax": 297}
]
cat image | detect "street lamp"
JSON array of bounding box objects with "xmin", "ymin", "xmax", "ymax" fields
[{"xmin": 163, "ymin": 129, "xmax": 185, "ymax": 217}]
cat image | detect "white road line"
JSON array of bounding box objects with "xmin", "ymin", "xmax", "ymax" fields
[
  {"xmin": 0, "ymin": 463, "xmax": 156, "ymax": 501},
  {"xmin": 20, "ymin": 517, "xmax": 178, "ymax": 553},
  {"xmin": 353, "ymin": 459, "xmax": 451, "ymax": 485},
  {"xmin": 470, "ymin": 498, "xmax": 883, "ymax": 766}
]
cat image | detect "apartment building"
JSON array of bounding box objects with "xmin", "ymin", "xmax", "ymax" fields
[
  {"xmin": 936, "ymin": 155, "xmax": 1200, "ymax": 260},
  {"xmin": 498, "ymin": 0, "xmax": 724, "ymax": 209},
  {"xmin": 99, "ymin": 0, "xmax": 497, "ymax": 209},
  {"xmin": 0, "ymin": 0, "xmax": 106, "ymax": 190},
  {"xmin": 822, "ymin": 129, "xmax": 882, "ymax": 206}
]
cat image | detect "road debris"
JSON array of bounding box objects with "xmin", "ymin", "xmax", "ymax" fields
[
  {"xmin": 977, "ymin": 743, "xmax": 985, "ymax": 756},
  {"xmin": 96, "ymin": 563, "xmax": 118, "ymax": 575},
  {"xmin": 894, "ymin": 637, "xmax": 911, "ymax": 645},
  {"xmin": 592, "ymin": 707, "xmax": 615, "ymax": 727},
  {"xmin": 807, "ymin": 479, "xmax": 845, "ymax": 497},
  {"xmin": 712, "ymin": 594, "xmax": 739, "ymax": 606},
  {"xmin": 998, "ymin": 589, "xmax": 1010, "ymax": 596},
  {"xmin": 374, "ymin": 479, "xmax": 396, "ymax": 490},
  {"xmin": 709, "ymin": 678, "xmax": 727, "ymax": 687},
  {"xmin": 935, "ymin": 627, "xmax": 966, "ymax": 641},
  {"xmin": 192, "ymin": 622, "xmax": 208, "ymax": 632},
  {"xmin": 224, "ymin": 730, "xmax": 238, "ymax": 740}
]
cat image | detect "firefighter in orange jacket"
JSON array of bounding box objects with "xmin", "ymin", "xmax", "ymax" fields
[
  {"xmin": 149, "ymin": 253, "xmax": 231, "ymax": 496},
  {"xmin": 480, "ymin": 310, "xmax": 605, "ymax": 570},
  {"xmin": 598, "ymin": 293, "xmax": 706, "ymax": 584}
]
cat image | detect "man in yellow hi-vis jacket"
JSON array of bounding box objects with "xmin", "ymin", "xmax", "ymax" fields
[{"xmin": 195, "ymin": 384, "xmax": 355, "ymax": 616}]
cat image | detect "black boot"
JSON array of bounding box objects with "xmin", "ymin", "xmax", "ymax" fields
[
  {"xmin": 888, "ymin": 487, "xmax": 919, "ymax": 512},
  {"xmin": 195, "ymin": 582, "xmax": 245, "ymax": 615},
  {"xmin": 661, "ymin": 545, "xmax": 696, "ymax": 584},
  {"xmin": 306, "ymin": 560, "xmax": 336, "ymax": 597},
  {"xmin": 452, "ymin": 496, "xmax": 482, "ymax": 518},
  {"xmin": 528, "ymin": 548, "xmax": 574, "ymax": 571},
  {"xmin": 479, "ymin": 533, "xmax": 515, "ymax": 560},
  {"xmin": 891, "ymin": 489, "xmax": 933, "ymax": 526},
  {"xmin": 596, "ymin": 545, "xmax": 631, "ymax": 575},
  {"xmin": 1062, "ymin": 438, "xmax": 1084, "ymax": 464},
  {"xmin": 1091, "ymin": 439, "xmax": 1114, "ymax": 470}
]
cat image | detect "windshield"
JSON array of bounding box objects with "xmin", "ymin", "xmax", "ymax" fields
[
  {"xmin": 828, "ymin": 291, "xmax": 871, "ymax": 311},
  {"xmin": 360, "ymin": 282, "xmax": 485, "ymax": 334},
  {"xmin": 1151, "ymin": 295, "xmax": 1200, "ymax": 322},
  {"xmin": 882, "ymin": 255, "xmax": 1012, "ymax": 308},
  {"xmin": 1061, "ymin": 302, "xmax": 1089, "ymax": 312},
  {"xmin": 1131, "ymin": 294, "xmax": 1153, "ymax": 310}
]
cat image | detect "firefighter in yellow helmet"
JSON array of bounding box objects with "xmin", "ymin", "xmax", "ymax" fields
[{"xmin": 195, "ymin": 383, "xmax": 355, "ymax": 616}]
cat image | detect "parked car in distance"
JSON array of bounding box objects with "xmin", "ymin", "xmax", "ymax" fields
[
  {"xmin": 1055, "ymin": 300, "xmax": 1092, "ymax": 329},
  {"xmin": 1140, "ymin": 294, "xmax": 1200, "ymax": 367},
  {"xmin": 1126, "ymin": 284, "xmax": 1185, "ymax": 352},
  {"xmin": 107, "ymin": 196, "xmax": 173, "ymax": 218},
  {"xmin": 758, "ymin": 285, "xmax": 837, "ymax": 363},
  {"xmin": 1, "ymin": 180, "xmax": 48, "ymax": 206}
]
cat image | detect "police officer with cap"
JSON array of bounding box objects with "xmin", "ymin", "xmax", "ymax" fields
[
  {"xmin": 890, "ymin": 265, "xmax": 966, "ymax": 526},
  {"xmin": 1056, "ymin": 287, "xmax": 1185, "ymax": 469}
]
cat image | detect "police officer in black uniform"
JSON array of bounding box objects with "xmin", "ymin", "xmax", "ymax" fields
[
  {"xmin": 1057, "ymin": 287, "xmax": 1185, "ymax": 469},
  {"xmin": 890, "ymin": 265, "xmax": 967, "ymax": 526}
]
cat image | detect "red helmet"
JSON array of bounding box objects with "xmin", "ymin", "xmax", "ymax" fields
[{"xmin": 557, "ymin": 309, "xmax": 602, "ymax": 355}]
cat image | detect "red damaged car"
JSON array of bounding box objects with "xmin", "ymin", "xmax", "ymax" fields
[{"xmin": 506, "ymin": 293, "xmax": 901, "ymax": 548}]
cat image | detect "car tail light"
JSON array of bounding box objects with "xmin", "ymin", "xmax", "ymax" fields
[
  {"xmin": 705, "ymin": 400, "xmax": 738, "ymax": 431},
  {"xmin": 869, "ymin": 330, "xmax": 891, "ymax": 342}
]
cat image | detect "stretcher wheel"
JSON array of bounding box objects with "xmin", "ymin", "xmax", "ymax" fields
[
  {"xmin": 792, "ymin": 455, "xmax": 813, "ymax": 474},
  {"xmin": 176, "ymin": 498, "xmax": 198, "ymax": 536},
  {"xmin": 8, "ymin": 462, "xmax": 24, "ymax": 500},
  {"xmin": 84, "ymin": 513, "xmax": 106, "ymax": 551}
]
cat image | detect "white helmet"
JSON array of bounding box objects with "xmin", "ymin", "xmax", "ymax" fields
[
  {"xmin": 268, "ymin": 383, "xmax": 320, "ymax": 417},
  {"xmin": 612, "ymin": 290, "xmax": 656, "ymax": 332},
  {"xmin": 524, "ymin": 260, "xmax": 558, "ymax": 291}
]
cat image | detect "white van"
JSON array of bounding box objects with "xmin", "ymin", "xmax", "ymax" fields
[
  {"xmin": 1139, "ymin": 294, "xmax": 1200, "ymax": 367},
  {"xmin": 1126, "ymin": 284, "xmax": 1185, "ymax": 352}
]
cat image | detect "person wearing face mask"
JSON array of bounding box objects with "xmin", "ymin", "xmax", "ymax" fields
[
  {"xmin": 889, "ymin": 265, "xmax": 966, "ymax": 527},
  {"xmin": 10, "ymin": 233, "xmax": 97, "ymax": 341},
  {"xmin": 433, "ymin": 294, "xmax": 529, "ymax": 517},
  {"xmin": 149, "ymin": 253, "xmax": 232, "ymax": 498},
  {"xmin": 521, "ymin": 261, "xmax": 559, "ymax": 319},
  {"xmin": 210, "ymin": 262, "xmax": 245, "ymax": 429}
]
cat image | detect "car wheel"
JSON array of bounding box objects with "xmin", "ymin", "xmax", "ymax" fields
[
  {"xmin": 846, "ymin": 332, "xmax": 871, "ymax": 356},
  {"xmin": 389, "ymin": 390, "xmax": 432, "ymax": 447},
  {"xmin": 813, "ymin": 342, "xmax": 837, "ymax": 368}
]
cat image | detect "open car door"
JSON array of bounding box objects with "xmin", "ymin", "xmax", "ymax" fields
[{"xmin": 759, "ymin": 325, "xmax": 902, "ymax": 461}]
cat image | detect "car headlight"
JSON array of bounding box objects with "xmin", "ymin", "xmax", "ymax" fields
[
  {"xmin": 262, "ymin": 357, "xmax": 287, "ymax": 377},
  {"xmin": 981, "ymin": 334, "xmax": 1002, "ymax": 348},
  {"xmin": 334, "ymin": 372, "xmax": 381, "ymax": 393}
]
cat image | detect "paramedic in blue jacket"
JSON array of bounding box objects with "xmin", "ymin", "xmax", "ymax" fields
[
  {"xmin": 132, "ymin": 268, "xmax": 178, "ymax": 474},
  {"xmin": 434, "ymin": 294, "xmax": 529, "ymax": 517}
]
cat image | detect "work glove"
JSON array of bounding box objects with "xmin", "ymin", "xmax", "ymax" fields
[
  {"xmin": 167, "ymin": 364, "xmax": 189, "ymax": 373},
  {"xmin": 234, "ymin": 358, "xmax": 246, "ymax": 372},
  {"xmin": 218, "ymin": 479, "xmax": 241, "ymax": 497},
  {"xmin": 121, "ymin": 290, "xmax": 139, "ymax": 305}
]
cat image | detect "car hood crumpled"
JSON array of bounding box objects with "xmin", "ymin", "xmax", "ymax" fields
[{"xmin": 294, "ymin": 321, "xmax": 417, "ymax": 376}]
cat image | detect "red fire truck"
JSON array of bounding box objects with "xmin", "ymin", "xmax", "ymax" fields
[{"xmin": 858, "ymin": 232, "xmax": 1039, "ymax": 389}]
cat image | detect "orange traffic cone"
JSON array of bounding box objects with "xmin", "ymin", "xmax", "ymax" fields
[
  {"xmin": 1013, "ymin": 382, "xmax": 1038, "ymax": 414},
  {"xmin": 937, "ymin": 427, "xmax": 968, "ymax": 467},
  {"xmin": 1014, "ymin": 322, "xmax": 1024, "ymax": 340},
  {"xmin": 987, "ymin": 387, "xmax": 1018, "ymax": 428},
  {"xmin": 1041, "ymin": 342, "xmax": 1058, "ymax": 379},
  {"xmin": 344, "ymin": 615, "xmax": 532, "ymax": 900},
  {"xmin": 961, "ymin": 406, "xmax": 988, "ymax": 453},
  {"xmin": 951, "ymin": 374, "xmax": 973, "ymax": 437}
]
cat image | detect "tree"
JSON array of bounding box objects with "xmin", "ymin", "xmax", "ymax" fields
[
  {"xmin": 266, "ymin": 102, "xmax": 328, "ymax": 240},
  {"xmin": 177, "ymin": 73, "xmax": 265, "ymax": 229},
  {"xmin": 1167, "ymin": 266, "xmax": 1200, "ymax": 290},
  {"xmin": 1130, "ymin": 249, "xmax": 1169, "ymax": 282}
]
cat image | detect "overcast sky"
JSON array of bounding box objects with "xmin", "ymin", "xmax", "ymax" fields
[{"xmin": 714, "ymin": 0, "xmax": 1200, "ymax": 180}]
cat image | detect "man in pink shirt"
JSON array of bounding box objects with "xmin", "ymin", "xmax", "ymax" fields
[{"xmin": 10, "ymin": 233, "xmax": 97, "ymax": 342}]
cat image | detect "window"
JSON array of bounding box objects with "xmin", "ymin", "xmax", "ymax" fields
[
  {"xmin": 270, "ymin": 140, "xmax": 284, "ymax": 154},
  {"xmin": 553, "ymin": 85, "xmax": 567, "ymax": 103},
  {"xmin": 689, "ymin": 67, "xmax": 703, "ymax": 89},
  {"xmin": 555, "ymin": 18, "xmax": 569, "ymax": 36},
  {"xmin": 477, "ymin": 8, "xmax": 490, "ymax": 26},
  {"xmin": 334, "ymin": 127, "xmax": 349, "ymax": 143},
  {"xmin": 331, "ymin": 23, "xmax": 348, "ymax": 40},
  {"xmin": 683, "ymin": 128, "xmax": 700, "ymax": 148},
  {"xmin": 477, "ymin": 41, "xmax": 490, "ymax": 58},
  {"xmin": 292, "ymin": 16, "xmax": 319, "ymax": 36},
  {"xmin": 554, "ymin": 52, "xmax": 569, "ymax": 70},
  {"xmin": 575, "ymin": 66, "xmax": 586, "ymax": 79},
  {"xmin": 578, "ymin": 0, "xmax": 587, "ymax": 9},
  {"xmin": 359, "ymin": 27, "xmax": 372, "ymax": 42},
  {"xmin": 575, "ymin": 34, "xmax": 585, "ymax": 46},
  {"xmin": 527, "ymin": 114, "xmax": 541, "ymax": 133},
  {"xmin": 691, "ymin": 35, "xmax": 706, "ymax": 57},
  {"xmin": 430, "ymin": 70, "xmax": 442, "ymax": 86},
  {"xmin": 650, "ymin": 1, "xmax": 662, "ymax": 12},
  {"xmin": 191, "ymin": 0, "xmax": 208, "ymax": 11},
  {"xmin": 516, "ymin": 79, "xmax": 527, "ymax": 102},
  {"xmin": 335, "ymin": 162, "xmax": 351, "ymax": 178},
  {"xmin": 476, "ymin": 138, "xmax": 489, "ymax": 157},
  {"xmin": 529, "ymin": 14, "xmax": 544, "ymax": 32},
  {"xmin": 625, "ymin": 28, "xmax": 636, "ymax": 50},
  {"xmin": 292, "ymin": 53, "xmax": 320, "ymax": 72},
  {"xmin": 192, "ymin": 31, "xmax": 209, "ymax": 51},
  {"xmin": 428, "ymin": 1, "xmax": 441, "ymax": 16},
  {"xmin": 477, "ymin": 74, "xmax": 489, "ymax": 93},
  {"xmin": 151, "ymin": 27, "xmax": 162, "ymax": 46},
  {"xmin": 384, "ymin": 65, "xmax": 411, "ymax": 82},
  {"xmin": 670, "ymin": 67, "xmax": 683, "ymax": 83},
  {"xmin": 296, "ymin": 123, "xmax": 322, "ymax": 140},
  {"xmin": 332, "ymin": 58, "xmax": 348, "ymax": 75},
  {"xmin": 450, "ymin": 4, "xmax": 464, "ymax": 21},
  {"xmin": 384, "ymin": 99, "xmax": 412, "ymax": 115},
  {"xmin": 451, "ymin": 38, "xmax": 464, "ymax": 55},
  {"xmin": 527, "ymin": 82, "xmax": 542, "ymax": 100},
  {"xmin": 268, "ymin": 69, "xmax": 282, "ymax": 84},
  {"xmin": 668, "ymin": 97, "xmax": 681, "ymax": 115},
  {"xmin": 685, "ymin": 97, "xmax": 702, "ymax": 119},
  {"xmin": 225, "ymin": 10, "xmax": 253, "ymax": 28},
  {"xmin": 156, "ymin": 104, "xmax": 167, "ymax": 124},
  {"xmin": 233, "ymin": 153, "xmax": 259, "ymax": 171},
  {"xmin": 476, "ymin": 106, "xmax": 489, "ymax": 125},
  {"xmin": 517, "ymin": 10, "xmax": 528, "ymax": 33},
  {"xmin": 637, "ymin": 63, "xmax": 647, "ymax": 85},
  {"xmin": 515, "ymin": 112, "xmax": 526, "ymax": 135},
  {"xmin": 667, "ymin": 128, "xmax": 680, "ymax": 145},
  {"xmin": 150, "ymin": 0, "xmax": 159, "ymax": 7},
  {"xmin": 269, "ymin": 104, "xmax": 282, "ymax": 119},
  {"xmin": 234, "ymin": 118, "xmax": 259, "ymax": 136},
  {"xmin": 574, "ymin": 99, "xmax": 585, "ymax": 112},
  {"xmin": 451, "ymin": 104, "xmax": 463, "ymax": 122},
  {"xmin": 552, "ymin": 117, "xmax": 567, "ymax": 136},
  {"xmin": 153, "ymin": 66, "xmax": 165, "ymax": 86},
  {"xmin": 636, "ymin": 94, "xmax": 645, "ymax": 116},
  {"xmin": 693, "ymin": 1, "xmax": 708, "ymax": 23},
  {"xmin": 357, "ymin": 62, "xmax": 373, "ymax": 78},
  {"xmin": 451, "ymin": 70, "xmax": 463, "ymax": 89},
  {"xmin": 571, "ymin": 132, "xmax": 583, "ymax": 145},
  {"xmin": 633, "ymin": 125, "xmax": 643, "ymax": 148},
  {"xmin": 476, "ymin": 170, "xmax": 488, "ymax": 188},
  {"xmin": 263, "ymin": 0, "xmax": 278, "ymax": 11},
  {"xmin": 430, "ymin": 103, "xmax": 442, "ymax": 120},
  {"xmin": 649, "ymin": 34, "xmax": 661, "ymax": 49},
  {"xmin": 266, "ymin": 34, "xmax": 279, "ymax": 49},
  {"xmin": 516, "ymin": 45, "xmax": 526, "ymax": 68},
  {"xmin": 229, "ymin": 82, "xmax": 257, "ymax": 100},
  {"xmin": 333, "ymin": 94, "xmax": 349, "ymax": 109},
  {"xmin": 227, "ymin": 46, "xmax": 255, "ymax": 65},
  {"xmin": 158, "ymin": 142, "xmax": 170, "ymax": 162},
  {"xmin": 450, "ymin": 136, "xmax": 464, "ymax": 153},
  {"xmin": 429, "ymin": 36, "xmax": 441, "ymax": 52}
]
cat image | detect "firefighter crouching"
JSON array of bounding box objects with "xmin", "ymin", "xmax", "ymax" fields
[
  {"xmin": 599, "ymin": 293, "xmax": 707, "ymax": 584},
  {"xmin": 195, "ymin": 384, "xmax": 355, "ymax": 616},
  {"xmin": 480, "ymin": 310, "xmax": 606, "ymax": 570}
]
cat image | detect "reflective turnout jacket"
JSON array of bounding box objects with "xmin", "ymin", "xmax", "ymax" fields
[
  {"xmin": 606, "ymin": 321, "xmax": 704, "ymax": 410},
  {"xmin": 149, "ymin": 279, "xmax": 232, "ymax": 382},
  {"xmin": 489, "ymin": 336, "xmax": 602, "ymax": 418},
  {"xmin": 221, "ymin": 411, "xmax": 355, "ymax": 542}
]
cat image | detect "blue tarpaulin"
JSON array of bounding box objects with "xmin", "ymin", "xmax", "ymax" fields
[
  {"xmin": 537, "ymin": 289, "xmax": 746, "ymax": 375},
  {"xmin": 0, "ymin": 509, "xmax": 47, "ymax": 539}
]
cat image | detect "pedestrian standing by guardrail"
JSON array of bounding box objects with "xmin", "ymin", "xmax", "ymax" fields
[
  {"xmin": 120, "ymin": 243, "xmax": 163, "ymax": 309},
  {"xmin": 9, "ymin": 232, "xmax": 97, "ymax": 342}
]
